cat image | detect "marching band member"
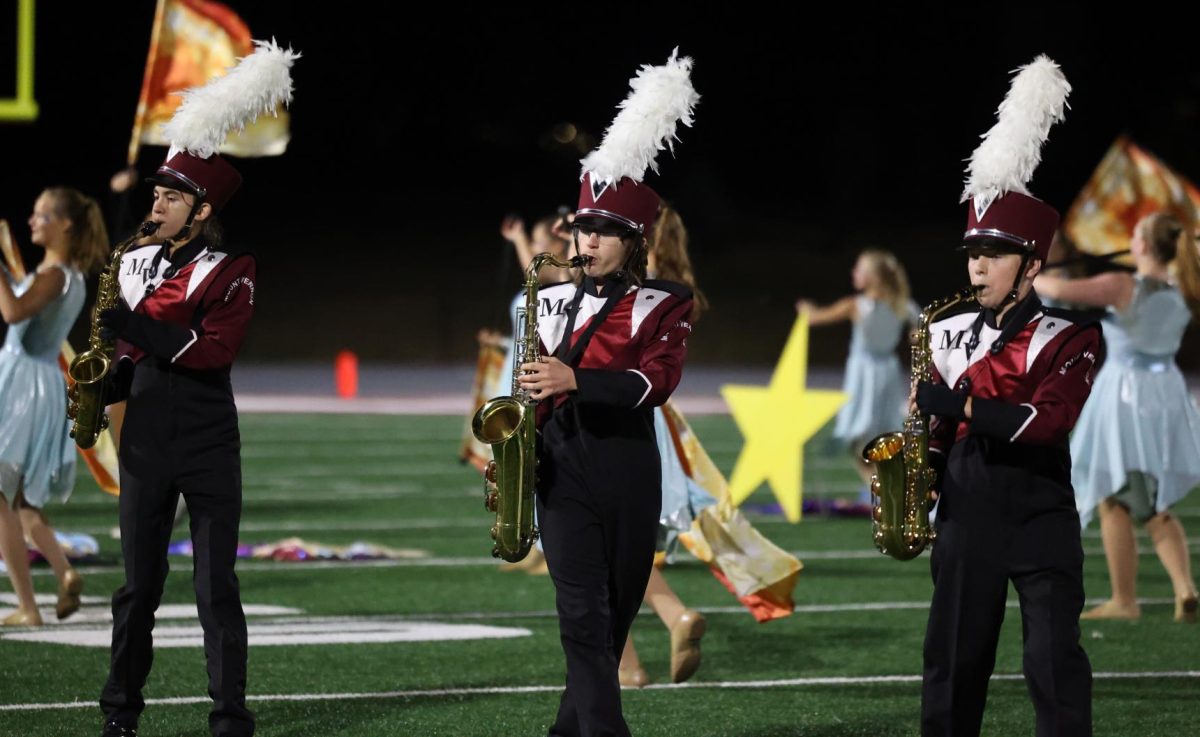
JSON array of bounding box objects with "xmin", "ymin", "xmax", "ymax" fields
[
  {"xmin": 96, "ymin": 40, "xmax": 298, "ymax": 737},
  {"xmin": 917, "ymin": 57, "xmax": 1098, "ymax": 737},
  {"xmin": 517, "ymin": 49, "xmax": 698, "ymax": 737}
]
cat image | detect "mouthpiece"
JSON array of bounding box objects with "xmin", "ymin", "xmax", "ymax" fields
[
  {"xmin": 570, "ymin": 255, "xmax": 594, "ymax": 268},
  {"xmin": 139, "ymin": 221, "xmax": 160, "ymax": 237}
]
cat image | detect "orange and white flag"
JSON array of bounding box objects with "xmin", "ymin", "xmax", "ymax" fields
[{"xmin": 128, "ymin": 0, "xmax": 290, "ymax": 165}]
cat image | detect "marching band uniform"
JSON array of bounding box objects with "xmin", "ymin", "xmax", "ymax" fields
[
  {"xmin": 535, "ymin": 248, "xmax": 693, "ymax": 736},
  {"xmin": 534, "ymin": 50, "xmax": 697, "ymax": 737},
  {"xmin": 99, "ymin": 169, "xmax": 257, "ymax": 736},
  {"xmin": 917, "ymin": 57, "xmax": 1097, "ymax": 737},
  {"xmin": 97, "ymin": 40, "xmax": 297, "ymax": 737}
]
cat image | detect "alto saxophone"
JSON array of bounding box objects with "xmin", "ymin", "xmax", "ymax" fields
[
  {"xmin": 472, "ymin": 253, "xmax": 589, "ymax": 562},
  {"xmin": 67, "ymin": 221, "xmax": 159, "ymax": 449},
  {"xmin": 861, "ymin": 287, "xmax": 976, "ymax": 560}
]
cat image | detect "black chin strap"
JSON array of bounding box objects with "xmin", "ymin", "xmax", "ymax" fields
[
  {"xmin": 171, "ymin": 198, "xmax": 205, "ymax": 244},
  {"xmin": 996, "ymin": 251, "xmax": 1034, "ymax": 312}
]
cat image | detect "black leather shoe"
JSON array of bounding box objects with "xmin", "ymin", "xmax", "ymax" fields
[{"xmin": 101, "ymin": 720, "xmax": 138, "ymax": 737}]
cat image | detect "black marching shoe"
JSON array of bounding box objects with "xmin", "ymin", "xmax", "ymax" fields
[{"xmin": 101, "ymin": 720, "xmax": 137, "ymax": 736}]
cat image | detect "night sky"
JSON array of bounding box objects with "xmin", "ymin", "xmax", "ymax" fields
[{"xmin": 3, "ymin": 3, "xmax": 1200, "ymax": 365}]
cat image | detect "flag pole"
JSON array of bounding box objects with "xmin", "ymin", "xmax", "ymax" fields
[
  {"xmin": 1, "ymin": 220, "xmax": 28, "ymax": 278},
  {"xmin": 127, "ymin": 0, "xmax": 168, "ymax": 166}
]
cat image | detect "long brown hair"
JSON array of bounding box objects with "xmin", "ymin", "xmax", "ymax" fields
[
  {"xmin": 648, "ymin": 204, "xmax": 708, "ymax": 322},
  {"xmin": 1140, "ymin": 212, "xmax": 1200, "ymax": 317},
  {"xmin": 44, "ymin": 187, "xmax": 109, "ymax": 274},
  {"xmin": 859, "ymin": 248, "xmax": 911, "ymax": 317}
]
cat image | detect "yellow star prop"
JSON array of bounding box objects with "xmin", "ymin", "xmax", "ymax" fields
[{"xmin": 720, "ymin": 312, "xmax": 847, "ymax": 522}]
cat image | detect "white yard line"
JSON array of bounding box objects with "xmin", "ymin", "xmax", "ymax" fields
[
  {"xmin": 235, "ymin": 394, "xmax": 731, "ymax": 416},
  {"xmin": 4, "ymin": 670, "xmax": 1197, "ymax": 711},
  {"xmin": 4, "ymin": 598, "xmax": 1177, "ymax": 626}
]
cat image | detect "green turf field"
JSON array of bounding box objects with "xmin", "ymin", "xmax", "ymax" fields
[{"xmin": 1, "ymin": 413, "xmax": 1196, "ymax": 736}]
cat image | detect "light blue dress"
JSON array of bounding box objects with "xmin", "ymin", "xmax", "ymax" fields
[
  {"xmin": 1071, "ymin": 276, "xmax": 1200, "ymax": 526},
  {"xmin": 656, "ymin": 406, "xmax": 716, "ymax": 558},
  {"xmin": 0, "ymin": 264, "xmax": 85, "ymax": 508},
  {"xmin": 831, "ymin": 295, "xmax": 913, "ymax": 447},
  {"xmin": 484, "ymin": 290, "xmax": 525, "ymax": 402}
]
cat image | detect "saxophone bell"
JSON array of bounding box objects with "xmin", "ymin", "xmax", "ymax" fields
[
  {"xmin": 471, "ymin": 252, "xmax": 580, "ymax": 562},
  {"xmin": 862, "ymin": 287, "xmax": 977, "ymax": 561}
]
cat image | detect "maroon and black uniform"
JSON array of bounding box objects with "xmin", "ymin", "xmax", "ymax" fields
[
  {"xmin": 534, "ymin": 275, "xmax": 691, "ymax": 737},
  {"xmin": 921, "ymin": 293, "xmax": 1101, "ymax": 737},
  {"xmin": 100, "ymin": 235, "xmax": 256, "ymax": 736}
]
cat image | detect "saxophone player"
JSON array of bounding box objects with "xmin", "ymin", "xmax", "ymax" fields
[
  {"xmin": 514, "ymin": 50, "xmax": 697, "ymax": 737},
  {"xmin": 95, "ymin": 41, "xmax": 297, "ymax": 737},
  {"xmin": 915, "ymin": 58, "xmax": 1101, "ymax": 737}
]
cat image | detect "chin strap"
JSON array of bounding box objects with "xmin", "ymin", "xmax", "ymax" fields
[{"xmin": 996, "ymin": 250, "xmax": 1034, "ymax": 312}]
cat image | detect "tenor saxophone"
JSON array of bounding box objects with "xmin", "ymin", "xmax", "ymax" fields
[
  {"xmin": 66, "ymin": 221, "xmax": 159, "ymax": 449},
  {"xmin": 861, "ymin": 287, "xmax": 976, "ymax": 560},
  {"xmin": 472, "ymin": 253, "xmax": 589, "ymax": 562}
]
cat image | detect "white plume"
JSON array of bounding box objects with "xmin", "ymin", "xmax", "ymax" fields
[
  {"xmin": 162, "ymin": 39, "xmax": 300, "ymax": 159},
  {"xmin": 962, "ymin": 55, "xmax": 1070, "ymax": 204},
  {"xmin": 581, "ymin": 48, "xmax": 699, "ymax": 186}
]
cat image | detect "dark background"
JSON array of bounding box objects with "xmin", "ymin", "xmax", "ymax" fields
[{"xmin": 3, "ymin": 2, "xmax": 1200, "ymax": 366}]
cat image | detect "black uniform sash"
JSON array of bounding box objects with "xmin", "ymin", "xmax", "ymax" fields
[{"xmin": 555, "ymin": 275, "xmax": 629, "ymax": 366}]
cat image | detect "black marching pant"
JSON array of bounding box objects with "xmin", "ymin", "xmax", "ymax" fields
[
  {"xmin": 537, "ymin": 416, "xmax": 661, "ymax": 737},
  {"xmin": 922, "ymin": 461, "xmax": 1092, "ymax": 736},
  {"xmin": 100, "ymin": 446, "xmax": 253, "ymax": 737}
]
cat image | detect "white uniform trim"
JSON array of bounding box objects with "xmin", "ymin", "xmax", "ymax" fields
[
  {"xmin": 116, "ymin": 245, "xmax": 228, "ymax": 308},
  {"xmin": 627, "ymin": 369, "xmax": 652, "ymax": 407},
  {"xmin": 930, "ymin": 312, "xmax": 993, "ymax": 388},
  {"xmin": 118, "ymin": 245, "xmax": 164, "ymax": 308},
  {"xmin": 629, "ymin": 287, "xmax": 673, "ymax": 337},
  {"xmin": 1024, "ymin": 313, "xmax": 1074, "ymax": 373},
  {"xmin": 1011, "ymin": 402, "xmax": 1038, "ymax": 441},
  {"xmin": 185, "ymin": 250, "xmax": 228, "ymax": 300},
  {"xmin": 171, "ymin": 330, "xmax": 198, "ymax": 363},
  {"xmin": 535, "ymin": 283, "xmax": 632, "ymax": 355},
  {"xmin": 932, "ymin": 309, "xmax": 1068, "ymax": 388}
]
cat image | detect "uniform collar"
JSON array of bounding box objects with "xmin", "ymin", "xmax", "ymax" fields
[
  {"xmin": 982, "ymin": 290, "xmax": 1042, "ymax": 330},
  {"xmin": 149, "ymin": 235, "xmax": 209, "ymax": 282},
  {"xmin": 969, "ymin": 291, "xmax": 1043, "ymax": 357},
  {"xmin": 582, "ymin": 272, "xmax": 630, "ymax": 297},
  {"xmin": 165, "ymin": 235, "xmax": 210, "ymax": 267}
]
